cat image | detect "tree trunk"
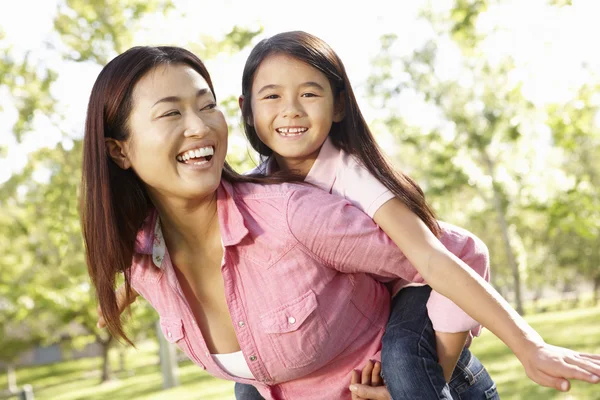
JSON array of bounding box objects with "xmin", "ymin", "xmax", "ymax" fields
[
  {"xmin": 483, "ymin": 151, "xmax": 524, "ymax": 315},
  {"xmin": 6, "ymin": 364, "xmax": 17, "ymax": 392},
  {"xmin": 593, "ymin": 275, "xmax": 600, "ymax": 306},
  {"xmin": 156, "ymin": 321, "xmax": 179, "ymax": 389},
  {"xmin": 99, "ymin": 336, "xmax": 114, "ymax": 383},
  {"xmin": 118, "ymin": 347, "xmax": 126, "ymax": 372}
]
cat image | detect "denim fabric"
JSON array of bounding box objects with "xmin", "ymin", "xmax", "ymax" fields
[
  {"xmin": 382, "ymin": 286, "xmax": 499, "ymax": 400},
  {"xmin": 234, "ymin": 382, "xmax": 263, "ymax": 400}
]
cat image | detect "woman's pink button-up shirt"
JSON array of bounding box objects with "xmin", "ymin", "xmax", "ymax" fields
[{"xmin": 130, "ymin": 180, "xmax": 489, "ymax": 399}]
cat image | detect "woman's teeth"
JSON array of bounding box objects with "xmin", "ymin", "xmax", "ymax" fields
[
  {"xmin": 276, "ymin": 127, "xmax": 308, "ymax": 136},
  {"xmin": 176, "ymin": 146, "xmax": 214, "ymax": 162}
]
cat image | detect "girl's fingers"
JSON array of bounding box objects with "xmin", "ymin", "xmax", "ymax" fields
[
  {"xmin": 577, "ymin": 353, "xmax": 600, "ymax": 361},
  {"xmin": 563, "ymin": 356, "xmax": 600, "ymax": 383},
  {"xmin": 532, "ymin": 369, "xmax": 570, "ymax": 392},
  {"xmin": 372, "ymin": 361, "xmax": 383, "ymax": 386}
]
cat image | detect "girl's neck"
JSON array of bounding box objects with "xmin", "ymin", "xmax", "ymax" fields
[
  {"xmin": 151, "ymin": 191, "xmax": 220, "ymax": 254},
  {"xmin": 273, "ymin": 154, "xmax": 316, "ymax": 178}
]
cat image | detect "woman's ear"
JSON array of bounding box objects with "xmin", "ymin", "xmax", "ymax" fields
[
  {"xmin": 333, "ymin": 92, "xmax": 346, "ymax": 123},
  {"xmin": 239, "ymin": 95, "xmax": 253, "ymax": 126},
  {"xmin": 105, "ymin": 139, "xmax": 132, "ymax": 170}
]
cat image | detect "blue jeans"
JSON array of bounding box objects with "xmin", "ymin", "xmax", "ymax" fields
[
  {"xmin": 235, "ymin": 286, "xmax": 499, "ymax": 399},
  {"xmin": 382, "ymin": 286, "xmax": 499, "ymax": 400}
]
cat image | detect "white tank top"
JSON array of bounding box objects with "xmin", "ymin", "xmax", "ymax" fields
[{"xmin": 211, "ymin": 351, "xmax": 255, "ymax": 379}]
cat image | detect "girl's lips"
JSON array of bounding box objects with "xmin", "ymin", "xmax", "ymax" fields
[
  {"xmin": 276, "ymin": 127, "xmax": 308, "ymax": 136},
  {"xmin": 276, "ymin": 127, "xmax": 308, "ymax": 137}
]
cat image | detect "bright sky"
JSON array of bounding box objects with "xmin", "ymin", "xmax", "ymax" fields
[{"xmin": 1, "ymin": 0, "xmax": 599, "ymax": 184}]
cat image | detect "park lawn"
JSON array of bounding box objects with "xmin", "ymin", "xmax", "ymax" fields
[
  {"xmin": 1, "ymin": 306, "xmax": 599, "ymax": 399},
  {"xmin": 470, "ymin": 306, "xmax": 600, "ymax": 399}
]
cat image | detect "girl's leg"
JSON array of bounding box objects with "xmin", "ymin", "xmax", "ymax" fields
[
  {"xmin": 448, "ymin": 348, "xmax": 499, "ymax": 399},
  {"xmin": 382, "ymin": 286, "xmax": 453, "ymax": 399},
  {"xmin": 234, "ymin": 383, "xmax": 264, "ymax": 400}
]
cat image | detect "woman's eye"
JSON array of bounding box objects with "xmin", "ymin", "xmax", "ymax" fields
[
  {"xmin": 202, "ymin": 103, "xmax": 217, "ymax": 111},
  {"xmin": 162, "ymin": 110, "xmax": 180, "ymax": 117}
]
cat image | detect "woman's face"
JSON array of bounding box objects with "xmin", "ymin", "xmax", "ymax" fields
[{"xmin": 113, "ymin": 64, "xmax": 228, "ymax": 203}]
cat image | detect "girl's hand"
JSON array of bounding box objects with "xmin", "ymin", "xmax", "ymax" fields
[
  {"xmin": 96, "ymin": 285, "xmax": 138, "ymax": 328},
  {"xmin": 519, "ymin": 342, "xmax": 600, "ymax": 391},
  {"xmin": 349, "ymin": 360, "xmax": 391, "ymax": 400}
]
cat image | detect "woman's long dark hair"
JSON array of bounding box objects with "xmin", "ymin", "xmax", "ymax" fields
[
  {"xmin": 241, "ymin": 31, "xmax": 441, "ymax": 236},
  {"xmin": 82, "ymin": 46, "xmax": 290, "ymax": 343}
]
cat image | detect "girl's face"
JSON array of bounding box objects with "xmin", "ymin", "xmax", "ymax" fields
[
  {"xmin": 249, "ymin": 53, "xmax": 344, "ymax": 170},
  {"xmin": 108, "ymin": 64, "xmax": 228, "ymax": 203}
]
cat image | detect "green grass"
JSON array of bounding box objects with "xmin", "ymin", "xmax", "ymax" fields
[
  {"xmin": 470, "ymin": 306, "xmax": 600, "ymax": 399},
  {"xmin": 0, "ymin": 341, "xmax": 235, "ymax": 400},
  {"xmin": 1, "ymin": 306, "xmax": 599, "ymax": 399}
]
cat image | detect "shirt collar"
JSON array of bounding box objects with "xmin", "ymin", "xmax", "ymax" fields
[
  {"xmin": 304, "ymin": 136, "xmax": 338, "ymax": 193},
  {"xmin": 134, "ymin": 181, "xmax": 249, "ymax": 269},
  {"xmin": 255, "ymin": 137, "xmax": 339, "ymax": 193}
]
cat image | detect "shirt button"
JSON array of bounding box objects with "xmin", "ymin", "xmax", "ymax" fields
[
  {"xmin": 288, "ymin": 316, "xmax": 296, "ymax": 324},
  {"xmin": 167, "ymin": 331, "xmax": 172, "ymax": 338},
  {"xmin": 249, "ymin": 355, "xmax": 257, "ymax": 362},
  {"xmin": 238, "ymin": 321, "xmax": 245, "ymax": 327}
]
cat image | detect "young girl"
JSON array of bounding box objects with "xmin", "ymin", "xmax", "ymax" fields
[{"xmin": 233, "ymin": 31, "xmax": 600, "ymax": 399}]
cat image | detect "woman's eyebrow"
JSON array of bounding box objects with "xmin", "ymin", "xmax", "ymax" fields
[{"xmin": 152, "ymin": 88, "xmax": 211, "ymax": 108}]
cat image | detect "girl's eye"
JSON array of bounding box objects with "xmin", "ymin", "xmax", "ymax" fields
[
  {"xmin": 162, "ymin": 110, "xmax": 180, "ymax": 117},
  {"xmin": 264, "ymin": 94, "xmax": 279, "ymax": 100},
  {"xmin": 301, "ymin": 93, "xmax": 318, "ymax": 98}
]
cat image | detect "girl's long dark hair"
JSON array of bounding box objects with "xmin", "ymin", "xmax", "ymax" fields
[
  {"xmin": 241, "ymin": 31, "xmax": 441, "ymax": 236},
  {"xmin": 82, "ymin": 46, "xmax": 290, "ymax": 343}
]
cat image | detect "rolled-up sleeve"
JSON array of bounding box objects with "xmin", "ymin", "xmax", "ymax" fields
[{"xmin": 427, "ymin": 222, "xmax": 490, "ymax": 335}]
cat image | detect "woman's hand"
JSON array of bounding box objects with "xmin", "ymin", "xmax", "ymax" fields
[
  {"xmin": 97, "ymin": 285, "xmax": 139, "ymax": 328},
  {"xmin": 349, "ymin": 360, "xmax": 391, "ymax": 400},
  {"xmin": 518, "ymin": 342, "xmax": 600, "ymax": 391}
]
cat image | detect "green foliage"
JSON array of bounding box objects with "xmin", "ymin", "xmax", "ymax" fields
[
  {"xmin": 54, "ymin": 0, "xmax": 175, "ymax": 63},
  {"xmin": 0, "ymin": 38, "xmax": 58, "ymax": 142},
  {"xmin": 366, "ymin": 0, "xmax": 599, "ymax": 309},
  {"xmin": 189, "ymin": 25, "xmax": 263, "ymax": 60}
]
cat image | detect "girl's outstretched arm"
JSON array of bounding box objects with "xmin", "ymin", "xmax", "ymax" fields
[{"xmin": 373, "ymin": 198, "xmax": 600, "ymax": 391}]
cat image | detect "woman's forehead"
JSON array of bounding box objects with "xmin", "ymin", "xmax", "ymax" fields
[{"xmin": 133, "ymin": 64, "xmax": 212, "ymax": 104}]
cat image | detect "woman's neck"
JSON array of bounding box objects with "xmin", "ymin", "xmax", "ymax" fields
[{"xmin": 151, "ymin": 191, "xmax": 220, "ymax": 254}]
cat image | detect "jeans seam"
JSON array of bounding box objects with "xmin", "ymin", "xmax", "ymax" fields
[{"xmin": 418, "ymin": 320, "xmax": 444, "ymax": 400}]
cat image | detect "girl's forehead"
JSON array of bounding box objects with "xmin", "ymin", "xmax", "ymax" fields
[{"xmin": 254, "ymin": 54, "xmax": 327, "ymax": 82}]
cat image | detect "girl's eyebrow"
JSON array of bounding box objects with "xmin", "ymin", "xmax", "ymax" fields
[
  {"xmin": 257, "ymin": 81, "xmax": 325, "ymax": 95},
  {"xmin": 152, "ymin": 88, "xmax": 211, "ymax": 108}
]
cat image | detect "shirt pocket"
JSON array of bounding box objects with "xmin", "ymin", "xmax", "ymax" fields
[
  {"xmin": 260, "ymin": 289, "xmax": 329, "ymax": 369},
  {"xmin": 159, "ymin": 317, "xmax": 185, "ymax": 343},
  {"xmin": 158, "ymin": 317, "xmax": 206, "ymax": 370}
]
